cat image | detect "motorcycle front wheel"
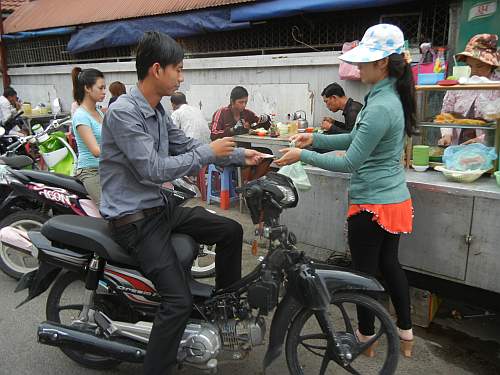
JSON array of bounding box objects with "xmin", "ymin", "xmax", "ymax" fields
[{"xmin": 286, "ymin": 292, "xmax": 399, "ymax": 375}]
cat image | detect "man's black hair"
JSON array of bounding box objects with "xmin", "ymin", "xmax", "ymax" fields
[
  {"xmin": 170, "ymin": 91, "xmax": 187, "ymax": 106},
  {"xmin": 3, "ymin": 87, "xmax": 17, "ymax": 98},
  {"xmin": 321, "ymin": 83, "xmax": 345, "ymax": 98},
  {"xmin": 135, "ymin": 31, "xmax": 184, "ymax": 81},
  {"xmin": 230, "ymin": 86, "xmax": 249, "ymax": 102}
]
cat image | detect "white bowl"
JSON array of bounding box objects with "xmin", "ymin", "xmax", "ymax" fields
[{"xmin": 412, "ymin": 165, "xmax": 429, "ymax": 172}]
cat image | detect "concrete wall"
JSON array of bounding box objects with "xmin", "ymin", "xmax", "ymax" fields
[{"xmin": 6, "ymin": 51, "xmax": 370, "ymax": 124}]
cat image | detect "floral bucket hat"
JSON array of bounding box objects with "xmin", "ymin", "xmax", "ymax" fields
[
  {"xmin": 339, "ymin": 24, "xmax": 405, "ymax": 64},
  {"xmin": 456, "ymin": 34, "xmax": 500, "ymax": 67}
]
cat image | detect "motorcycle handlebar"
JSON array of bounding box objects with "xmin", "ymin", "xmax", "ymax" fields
[{"xmin": 6, "ymin": 140, "xmax": 22, "ymax": 151}]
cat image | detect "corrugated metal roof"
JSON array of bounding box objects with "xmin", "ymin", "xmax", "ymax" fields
[
  {"xmin": 2, "ymin": 0, "xmax": 28, "ymax": 13},
  {"xmin": 4, "ymin": 0, "xmax": 256, "ymax": 34}
]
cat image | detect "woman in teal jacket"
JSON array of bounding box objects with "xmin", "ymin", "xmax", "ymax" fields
[{"xmin": 277, "ymin": 24, "xmax": 416, "ymax": 358}]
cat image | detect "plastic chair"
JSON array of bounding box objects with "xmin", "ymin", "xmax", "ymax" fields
[
  {"xmin": 197, "ymin": 165, "xmax": 208, "ymax": 202},
  {"xmin": 206, "ymin": 164, "xmax": 238, "ymax": 210}
]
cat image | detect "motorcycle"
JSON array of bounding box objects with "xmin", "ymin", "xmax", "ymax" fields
[
  {"xmin": 0, "ymin": 165, "xmax": 215, "ymax": 279},
  {"xmin": 0, "ymin": 117, "xmax": 77, "ymax": 278},
  {"xmin": 16, "ymin": 172, "xmax": 399, "ymax": 374},
  {"xmin": 0, "ymin": 110, "xmax": 29, "ymax": 157}
]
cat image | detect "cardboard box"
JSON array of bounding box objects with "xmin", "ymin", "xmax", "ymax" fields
[{"xmin": 383, "ymin": 287, "xmax": 442, "ymax": 328}]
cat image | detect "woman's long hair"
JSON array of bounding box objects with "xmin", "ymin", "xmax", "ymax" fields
[
  {"xmin": 71, "ymin": 67, "xmax": 104, "ymax": 104},
  {"xmin": 387, "ymin": 53, "xmax": 416, "ymax": 137}
]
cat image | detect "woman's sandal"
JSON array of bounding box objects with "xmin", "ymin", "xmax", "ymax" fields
[
  {"xmin": 398, "ymin": 328, "xmax": 414, "ymax": 358},
  {"xmin": 399, "ymin": 338, "xmax": 414, "ymax": 358},
  {"xmin": 355, "ymin": 329, "xmax": 378, "ymax": 358}
]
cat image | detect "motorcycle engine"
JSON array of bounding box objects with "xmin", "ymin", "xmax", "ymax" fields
[
  {"xmin": 178, "ymin": 321, "xmax": 221, "ymax": 365},
  {"xmin": 218, "ymin": 317, "xmax": 266, "ymax": 351}
]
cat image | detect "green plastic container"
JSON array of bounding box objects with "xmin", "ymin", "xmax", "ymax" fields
[
  {"xmin": 495, "ymin": 171, "xmax": 500, "ymax": 187},
  {"xmin": 413, "ymin": 145, "xmax": 430, "ymax": 166}
]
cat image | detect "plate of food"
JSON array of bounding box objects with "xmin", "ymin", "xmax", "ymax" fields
[
  {"xmin": 433, "ymin": 113, "xmax": 492, "ymax": 126},
  {"xmin": 250, "ymin": 127, "xmax": 268, "ymax": 136}
]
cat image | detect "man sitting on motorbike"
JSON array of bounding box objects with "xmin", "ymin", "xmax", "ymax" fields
[{"xmin": 99, "ymin": 31, "xmax": 265, "ymax": 375}]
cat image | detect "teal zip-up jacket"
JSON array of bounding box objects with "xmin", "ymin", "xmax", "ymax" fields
[{"xmin": 301, "ymin": 77, "xmax": 410, "ymax": 204}]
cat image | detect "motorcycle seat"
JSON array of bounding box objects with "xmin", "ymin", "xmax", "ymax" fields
[
  {"xmin": 18, "ymin": 170, "xmax": 87, "ymax": 196},
  {"xmin": 0, "ymin": 155, "xmax": 33, "ymax": 169},
  {"xmin": 41, "ymin": 215, "xmax": 198, "ymax": 272}
]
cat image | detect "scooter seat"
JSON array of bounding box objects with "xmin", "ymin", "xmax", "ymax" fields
[
  {"xmin": 19, "ymin": 170, "xmax": 87, "ymax": 196},
  {"xmin": 0, "ymin": 155, "xmax": 33, "ymax": 169},
  {"xmin": 41, "ymin": 215, "xmax": 198, "ymax": 271}
]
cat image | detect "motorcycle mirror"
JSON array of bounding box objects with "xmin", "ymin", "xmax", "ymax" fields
[
  {"xmin": 61, "ymin": 119, "xmax": 73, "ymax": 128},
  {"xmin": 0, "ymin": 127, "xmax": 5, "ymax": 137},
  {"xmin": 171, "ymin": 177, "xmax": 200, "ymax": 198}
]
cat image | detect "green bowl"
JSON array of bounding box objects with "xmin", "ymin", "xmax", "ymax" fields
[{"xmin": 495, "ymin": 171, "xmax": 500, "ymax": 187}]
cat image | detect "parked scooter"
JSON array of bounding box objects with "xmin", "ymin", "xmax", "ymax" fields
[
  {"xmin": 31, "ymin": 122, "xmax": 77, "ymax": 176},
  {"xmin": 16, "ymin": 172, "xmax": 400, "ymax": 374},
  {"xmin": 0, "ymin": 165, "xmax": 215, "ymax": 279}
]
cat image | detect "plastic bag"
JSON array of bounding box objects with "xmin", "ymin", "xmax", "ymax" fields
[
  {"xmin": 443, "ymin": 143, "xmax": 497, "ymax": 171},
  {"xmin": 482, "ymin": 98, "xmax": 500, "ymax": 121},
  {"xmin": 339, "ymin": 41, "xmax": 361, "ymax": 81},
  {"xmin": 278, "ymin": 162, "xmax": 311, "ymax": 191}
]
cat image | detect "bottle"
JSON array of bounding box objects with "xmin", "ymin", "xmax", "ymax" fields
[
  {"xmin": 269, "ymin": 122, "xmax": 278, "ymax": 138},
  {"xmin": 32, "ymin": 124, "xmax": 75, "ymax": 175},
  {"xmin": 403, "ymin": 40, "xmax": 412, "ymax": 64},
  {"xmin": 434, "ymin": 48, "xmax": 446, "ymax": 73}
]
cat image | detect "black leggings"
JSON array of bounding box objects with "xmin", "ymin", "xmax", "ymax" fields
[{"xmin": 348, "ymin": 211, "xmax": 412, "ymax": 335}]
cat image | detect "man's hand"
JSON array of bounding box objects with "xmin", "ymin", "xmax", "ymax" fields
[
  {"xmin": 438, "ymin": 135, "xmax": 452, "ymax": 146},
  {"xmin": 289, "ymin": 133, "xmax": 313, "ymax": 149},
  {"xmin": 244, "ymin": 149, "xmax": 266, "ymax": 166},
  {"xmin": 275, "ymin": 148, "xmax": 302, "ymax": 166},
  {"xmin": 321, "ymin": 117, "xmax": 334, "ymax": 132},
  {"xmin": 210, "ymin": 137, "xmax": 236, "ymax": 157}
]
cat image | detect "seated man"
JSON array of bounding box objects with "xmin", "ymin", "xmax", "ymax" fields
[
  {"xmin": 321, "ymin": 82, "xmax": 362, "ymax": 134},
  {"xmin": 170, "ymin": 91, "xmax": 210, "ymax": 144},
  {"xmin": 210, "ymin": 86, "xmax": 270, "ymax": 139},
  {"xmin": 211, "ymin": 86, "xmax": 272, "ymax": 181},
  {"xmin": 100, "ymin": 32, "xmax": 265, "ymax": 375},
  {"xmin": 0, "ymin": 86, "xmax": 24, "ymax": 135}
]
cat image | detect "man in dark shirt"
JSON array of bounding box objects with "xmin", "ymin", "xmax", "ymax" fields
[
  {"xmin": 210, "ymin": 86, "xmax": 270, "ymax": 140},
  {"xmin": 211, "ymin": 86, "xmax": 272, "ymax": 181},
  {"xmin": 100, "ymin": 32, "xmax": 265, "ymax": 375},
  {"xmin": 320, "ymin": 82, "xmax": 363, "ymax": 134}
]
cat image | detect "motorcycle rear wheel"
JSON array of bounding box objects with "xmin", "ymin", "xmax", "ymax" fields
[{"xmin": 46, "ymin": 271, "xmax": 122, "ymax": 370}]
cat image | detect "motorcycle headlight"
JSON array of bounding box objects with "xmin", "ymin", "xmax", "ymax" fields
[{"xmin": 276, "ymin": 185, "xmax": 296, "ymax": 206}]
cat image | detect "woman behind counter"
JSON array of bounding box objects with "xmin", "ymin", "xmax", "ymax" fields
[{"xmin": 439, "ymin": 34, "xmax": 500, "ymax": 146}]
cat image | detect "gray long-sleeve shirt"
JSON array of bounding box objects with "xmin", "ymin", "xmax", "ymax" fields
[{"xmin": 99, "ymin": 86, "xmax": 245, "ymax": 219}]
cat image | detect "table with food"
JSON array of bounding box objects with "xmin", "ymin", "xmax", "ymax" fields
[{"xmin": 277, "ymin": 82, "xmax": 500, "ymax": 298}]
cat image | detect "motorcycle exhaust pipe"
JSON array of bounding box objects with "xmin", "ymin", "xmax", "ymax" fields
[{"xmin": 37, "ymin": 321, "xmax": 146, "ymax": 363}]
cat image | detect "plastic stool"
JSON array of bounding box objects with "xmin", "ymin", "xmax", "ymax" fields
[{"xmin": 207, "ymin": 165, "xmax": 238, "ymax": 210}]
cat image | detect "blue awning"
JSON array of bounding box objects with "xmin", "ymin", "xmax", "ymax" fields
[
  {"xmin": 67, "ymin": 8, "xmax": 250, "ymax": 54},
  {"xmin": 231, "ymin": 0, "xmax": 413, "ymax": 22},
  {"xmin": 3, "ymin": 27, "xmax": 76, "ymax": 40}
]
